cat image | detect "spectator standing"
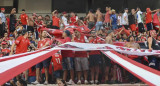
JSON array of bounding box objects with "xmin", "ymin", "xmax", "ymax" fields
[
  {"xmin": 0, "ymin": 8, "xmax": 6, "ymax": 37},
  {"xmin": 95, "ymin": 8, "xmax": 103, "ymax": 31},
  {"xmin": 137, "ymin": 8, "xmax": 145, "ymax": 34},
  {"xmin": 104, "ymin": 7, "xmax": 111, "ymax": 29},
  {"xmin": 20, "ymin": 9, "xmax": 28, "ymax": 30},
  {"xmin": 10, "ymin": 8, "xmax": 17, "ymax": 33},
  {"xmin": 52, "ymin": 10, "xmax": 60, "ymax": 29},
  {"xmin": 86, "ymin": 9, "xmax": 95, "ymax": 29},
  {"xmin": 110, "ymin": 9, "xmax": 117, "ymax": 30},
  {"xmin": 122, "ymin": 8, "xmax": 129, "ymax": 29}
]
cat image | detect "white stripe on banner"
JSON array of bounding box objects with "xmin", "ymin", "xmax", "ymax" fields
[
  {"xmin": 102, "ymin": 51, "xmax": 160, "ymax": 86},
  {"xmin": 0, "ymin": 48, "xmax": 59, "ymax": 85},
  {"xmin": 0, "ymin": 50, "xmax": 49, "ymax": 73}
]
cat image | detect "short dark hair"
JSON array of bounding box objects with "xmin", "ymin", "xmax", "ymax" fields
[
  {"xmin": 89, "ymin": 9, "xmax": 93, "ymax": 13},
  {"xmin": 22, "ymin": 9, "xmax": 25, "ymax": 11}
]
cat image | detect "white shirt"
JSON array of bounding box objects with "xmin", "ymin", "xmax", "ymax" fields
[
  {"xmin": 62, "ymin": 16, "xmax": 69, "ymax": 26},
  {"xmin": 137, "ymin": 11, "xmax": 143, "ymax": 23},
  {"xmin": 0, "ymin": 12, "xmax": 6, "ymax": 23},
  {"xmin": 122, "ymin": 12, "xmax": 128, "ymax": 25},
  {"xmin": 117, "ymin": 16, "xmax": 122, "ymax": 25}
]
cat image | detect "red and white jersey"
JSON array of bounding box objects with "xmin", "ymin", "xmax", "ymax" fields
[
  {"xmin": 38, "ymin": 38, "xmax": 51, "ymax": 49},
  {"xmin": 52, "ymin": 53, "xmax": 62, "ymax": 71}
]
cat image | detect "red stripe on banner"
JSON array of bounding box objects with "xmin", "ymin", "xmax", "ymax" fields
[
  {"xmin": 101, "ymin": 50, "xmax": 159, "ymax": 86},
  {"xmin": 0, "ymin": 47, "xmax": 48, "ymax": 62},
  {"xmin": 110, "ymin": 51, "xmax": 160, "ymax": 76},
  {"xmin": 0, "ymin": 49, "xmax": 59, "ymax": 85}
]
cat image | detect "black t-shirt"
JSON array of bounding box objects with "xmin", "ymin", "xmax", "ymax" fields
[
  {"xmin": 10, "ymin": 14, "xmax": 16, "ymax": 25},
  {"xmin": 128, "ymin": 13, "xmax": 136, "ymax": 25}
]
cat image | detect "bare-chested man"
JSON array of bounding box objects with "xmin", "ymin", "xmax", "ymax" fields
[
  {"xmin": 125, "ymin": 36, "xmax": 140, "ymax": 49},
  {"xmin": 86, "ymin": 9, "xmax": 95, "ymax": 29},
  {"xmin": 105, "ymin": 30, "xmax": 117, "ymax": 84},
  {"xmin": 27, "ymin": 16, "xmax": 35, "ymax": 32},
  {"xmin": 95, "ymin": 8, "xmax": 103, "ymax": 31},
  {"xmin": 125, "ymin": 35, "xmax": 141, "ymax": 83}
]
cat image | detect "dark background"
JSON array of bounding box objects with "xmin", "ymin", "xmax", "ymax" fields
[{"xmin": 1, "ymin": 0, "xmax": 160, "ymax": 13}]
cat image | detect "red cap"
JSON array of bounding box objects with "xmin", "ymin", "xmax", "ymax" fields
[
  {"xmin": 1, "ymin": 41, "xmax": 7, "ymax": 45},
  {"xmin": 62, "ymin": 11, "xmax": 67, "ymax": 14},
  {"xmin": 1, "ymin": 8, "xmax": 5, "ymax": 11},
  {"xmin": 74, "ymin": 28, "xmax": 82, "ymax": 33}
]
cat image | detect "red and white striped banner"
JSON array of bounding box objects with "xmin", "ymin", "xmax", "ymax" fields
[
  {"xmin": 101, "ymin": 50, "xmax": 160, "ymax": 86},
  {"xmin": 0, "ymin": 42, "xmax": 160, "ymax": 85},
  {"xmin": 0, "ymin": 48, "xmax": 59, "ymax": 85}
]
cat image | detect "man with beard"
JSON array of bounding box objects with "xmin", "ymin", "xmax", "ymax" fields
[{"xmin": 32, "ymin": 30, "xmax": 51, "ymax": 85}]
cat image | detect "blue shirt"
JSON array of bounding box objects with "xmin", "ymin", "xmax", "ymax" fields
[{"xmin": 110, "ymin": 14, "xmax": 117, "ymax": 25}]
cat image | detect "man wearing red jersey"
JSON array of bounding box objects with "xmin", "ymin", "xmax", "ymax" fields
[
  {"xmin": 52, "ymin": 10, "xmax": 60, "ymax": 29},
  {"xmin": 72, "ymin": 28, "xmax": 89, "ymax": 85},
  {"xmin": 146, "ymin": 8, "xmax": 157, "ymax": 35},
  {"xmin": 10, "ymin": 30, "xmax": 34, "ymax": 55},
  {"xmin": 10, "ymin": 29, "xmax": 35, "ymax": 82},
  {"xmin": 61, "ymin": 30, "xmax": 75, "ymax": 85},
  {"xmin": 88, "ymin": 30, "xmax": 102, "ymax": 84},
  {"xmin": 20, "ymin": 9, "xmax": 28, "ymax": 30},
  {"xmin": 1, "ymin": 41, "xmax": 10, "ymax": 56},
  {"xmin": 153, "ymin": 9, "xmax": 160, "ymax": 31},
  {"xmin": 70, "ymin": 12, "xmax": 78, "ymax": 25},
  {"xmin": 32, "ymin": 30, "xmax": 51, "ymax": 85},
  {"xmin": 52, "ymin": 52, "xmax": 63, "ymax": 79}
]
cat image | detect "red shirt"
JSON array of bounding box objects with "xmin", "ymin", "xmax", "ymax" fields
[
  {"xmin": 28, "ymin": 68, "xmax": 36, "ymax": 76},
  {"xmin": 105, "ymin": 11, "xmax": 110, "ymax": 23},
  {"xmin": 20, "ymin": 14, "xmax": 28, "ymax": 25},
  {"xmin": 52, "ymin": 16, "xmax": 60, "ymax": 27},
  {"xmin": 61, "ymin": 37, "xmax": 74, "ymax": 57},
  {"xmin": 74, "ymin": 35, "xmax": 88, "ymax": 57},
  {"xmin": 70, "ymin": 16, "xmax": 78, "ymax": 25},
  {"xmin": 89, "ymin": 37, "xmax": 101, "ymax": 55},
  {"xmin": 52, "ymin": 53, "xmax": 62, "ymax": 71},
  {"xmin": 38, "ymin": 38, "xmax": 51, "ymax": 48},
  {"xmin": 1, "ymin": 48, "xmax": 10, "ymax": 54},
  {"xmin": 15, "ymin": 36, "xmax": 30, "ymax": 54},
  {"xmin": 153, "ymin": 12, "xmax": 160, "ymax": 24},
  {"xmin": 146, "ymin": 11, "xmax": 152, "ymax": 24}
]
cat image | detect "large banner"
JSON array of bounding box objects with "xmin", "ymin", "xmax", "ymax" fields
[{"xmin": 0, "ymin": 42, "xmax": 160, "ymax": 85}]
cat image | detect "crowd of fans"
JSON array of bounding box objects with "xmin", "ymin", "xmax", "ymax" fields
[{"xmin": 0, "ymin": 6, "xmax": 160, "ymax": 86}]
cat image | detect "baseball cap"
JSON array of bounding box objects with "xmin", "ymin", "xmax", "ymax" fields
[
  {"xmin": 62, "ymin": 11, "xmax": 67, "ymax": 15},
  {"xmin": 9, "ymin": 34, "xmax": 14, "ymax": 37},
  {"xmin": 107, "ymin": 30, "xmax": 113, "ymax": 35},
  {"xmin": 1, "ymin": 8, "xmax": 5, "ymax": 11},
  {"xmin": 1, "ymin": 41, "xmax": 7, "ymax": 45},
  {"xmin": 64, "ymin": 30, "xmax": 70, "ymax": 36},
  {"xmin": 124, "ymin": 8, "xmax": 128, "ymax": 10},
  {"xmin": 22, "ymin": 9, "xmax": 25, "ymax": 11},
  {"xmin": 112, "ymin": 9, "xmax": 115, "ymax": 12}
]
